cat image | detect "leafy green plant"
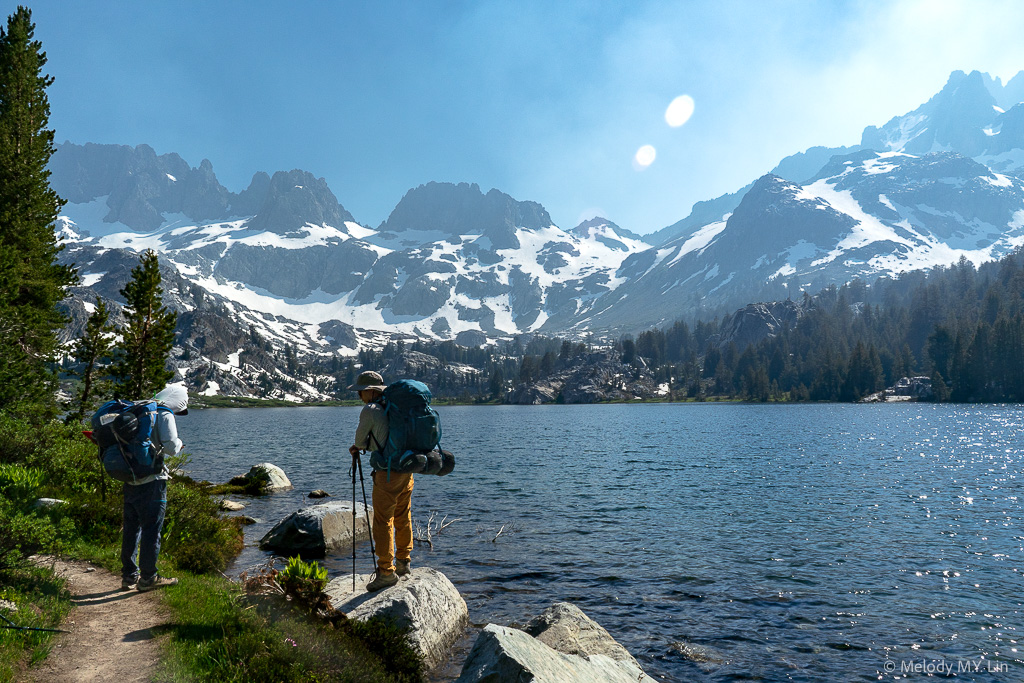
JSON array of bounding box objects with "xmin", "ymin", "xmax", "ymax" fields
[
  {"xmin": 279, "ymin": 556, "xmax": 328, "ymax": 596},
  {"xmin": 0, "ymin": 463, "xmax": 44, "ymax": 505}
]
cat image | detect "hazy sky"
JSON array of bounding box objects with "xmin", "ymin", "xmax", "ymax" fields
[{"xmin": 18, "ymin": 0, "xmax": 1024, "ymax": 234}]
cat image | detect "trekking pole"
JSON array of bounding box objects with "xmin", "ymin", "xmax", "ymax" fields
[
  {"xmin": 351, "ymin": 450, "xmax": 357, "ymax": 591},
  {"xmin": 0, "ymin": 612, "xmax": 70, "ymax": 634},
  {"xmin": 355, "ymin": 452, "xmax": 375, "ymax": 561}
]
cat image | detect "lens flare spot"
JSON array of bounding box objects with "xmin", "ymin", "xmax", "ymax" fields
[
  {"xmin": 634, "ymin": 144, "xmax": 656, "ymax": 169},
  {"xmin": 665, "ymin": 95, "xmax": 695, "ymax": 127}
]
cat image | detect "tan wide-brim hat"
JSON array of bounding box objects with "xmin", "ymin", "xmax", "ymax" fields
[{"xmin": 348, "ymin": 370, "xmax": 387, "ymax": 392}]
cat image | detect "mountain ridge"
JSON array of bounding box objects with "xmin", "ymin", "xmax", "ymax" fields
[{"xmin": 51, "ymin": 69, "xmax": 1024, "ymax": 362}]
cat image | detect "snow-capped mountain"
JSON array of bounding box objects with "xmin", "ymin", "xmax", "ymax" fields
[
  {"xmin": 650, "ymin": 70, "xmax": 1024, "ymax": 249},
  {"xmin": 53, "ymin": 146, "xmax": 649, "ymax": 350},
  {"xmin": 862, "ymin": 70, "xmax": 1024, "ymax": 168},
  {"xmin": 574, "ymin": 150, "xmax": 1024, "ymax": 330},
  {"xmin": 53, "ymin": 68, "xmax": 1024, "ymax": 357}
]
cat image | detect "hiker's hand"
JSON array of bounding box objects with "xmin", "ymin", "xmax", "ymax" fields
[{"xmin": 349, "ymin": 445, "xmax": 360, "ymax": 457}]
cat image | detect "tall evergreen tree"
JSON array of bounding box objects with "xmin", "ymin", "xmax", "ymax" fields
[
  {"xmin": 0, "ymin": 6, "xmax": 76, "ymax": 415},
  {"xmin": 65, "ymin": 298, "xmax": 114, "ymax": 423},
  {"xmin": 112, "ymin": 250, "xmax": 177, "ymax": 399}
]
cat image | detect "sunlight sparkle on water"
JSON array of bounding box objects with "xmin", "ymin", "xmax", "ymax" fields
[
  {"xmin": 634, "ymin": 144, "xmax": 656, "ymax": 169},
  {"xmin": 665, "ymin": 94, "xmax": 695, "ymax": 127}
]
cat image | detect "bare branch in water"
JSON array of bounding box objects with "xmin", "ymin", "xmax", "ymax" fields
[{"xmin": 414, "ymin": 510, "xmax": 462, "ymax": 548}]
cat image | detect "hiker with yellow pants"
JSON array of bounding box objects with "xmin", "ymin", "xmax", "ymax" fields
[{"xmin": 348, "ymin": 370, "xmax": 414, "ymax": 592}]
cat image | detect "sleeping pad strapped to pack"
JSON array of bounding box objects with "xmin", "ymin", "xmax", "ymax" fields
[
  {"xmin": 369, "ymin": 379, "xmax": 456, "ymax": 476},
  {"xmin": 90, "ymin": 400, "xmax": 168, "ymax": 483}
]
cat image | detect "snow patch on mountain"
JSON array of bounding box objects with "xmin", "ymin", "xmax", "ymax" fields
[
  {"xmin": 804, "ymin": 179, "xmax": 915, "ymax": 265},
  {"xmin": 668, "ymin": 220, "xmax": 727, "ymax": 266}
]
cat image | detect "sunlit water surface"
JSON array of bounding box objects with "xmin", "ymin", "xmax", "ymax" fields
[{"xmin": 181, "ymin": 403, "xmax": 1024, "ymax": 681}]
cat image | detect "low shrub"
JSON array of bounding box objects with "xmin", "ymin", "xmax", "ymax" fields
[
  {"xmin": 162, "ymin": 480, "xmax": 243, "ymax": 574},
  {"xmin": 343, "ymin": 616, "xmax": 424, "ymax": 681},
  {"xmin": 0, "ymin": 464, "xmax": 75, "ymax": 570},
  {"xmin": 0, "ymin": 498, "xmax": 57, "ymax": 571}
]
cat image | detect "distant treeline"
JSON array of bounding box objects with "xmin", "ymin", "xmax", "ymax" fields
[
  {"xmin": 618, "ymin": 248, "xmax": 1024, "ymax": 403},
  {"xmin": 297, "ymin": 249, "xmax": 1024, "ymax": 404}
]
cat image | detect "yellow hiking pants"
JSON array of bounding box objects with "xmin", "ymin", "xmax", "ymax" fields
[{"xmin": 371, "ymin": 470, "xmax": 414, "ymax": 573}]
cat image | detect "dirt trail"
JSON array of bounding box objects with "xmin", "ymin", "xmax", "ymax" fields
[{"xmin": 24, "ymin": 557, "xmax": 171, "ymax": 682}]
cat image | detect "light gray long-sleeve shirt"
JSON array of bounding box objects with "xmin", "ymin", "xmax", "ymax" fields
[
  {"xmin": 127, "ymin": 409, "xmax": 181, "ymax": 486},
  {"xmin": 354, "ymin": 402, "xmax": 389, "ymax": 452}
]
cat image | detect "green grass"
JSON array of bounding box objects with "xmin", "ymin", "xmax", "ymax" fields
[
  {"xmin": 0, "ymin": 564, "xmax": 73, "ymax": 683},
  {"xmin": 159, "ymin": 573, "xmax": 422, "ymax": 682}
]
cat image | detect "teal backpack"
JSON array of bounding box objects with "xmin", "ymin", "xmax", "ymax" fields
[
  {"xmin": 90, "ymin": 400, "xmax": 170, "ymax": 483},
  {"xmin": 369, "ymin": 380, "xmax": 452, "ymax": 477}
]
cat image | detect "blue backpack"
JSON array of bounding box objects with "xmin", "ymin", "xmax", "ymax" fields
[
  {"xmin": 369, "ymin": 380, "xmax": 445, "ymax": 477},
  {"xmin": 90, "ymin": 400, "xmax": 170, "ymax": 483}
]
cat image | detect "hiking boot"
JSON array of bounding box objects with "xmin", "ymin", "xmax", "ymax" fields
[
  {"xmin": 121, "ymin": 577, "xmax": 137, "ymax": 590},
  {"xmin": 366, "ymin": 571, "xmax": 398, "ymax": 592},
  {"xmin": 137, "ymin": 575, "xmax": 178, "ymax": 592},
  {"xmin": 395, "ymin": 559, "xmax": 411, "ymax": 576}
]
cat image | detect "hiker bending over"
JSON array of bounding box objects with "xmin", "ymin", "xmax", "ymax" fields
[
  {"xmin": 348, "ymin": 370, "xmax": 413, "ymax": 592},
  {"xmin": 121, "ymin": 384, "xmax": 187, "ymax": 592}
]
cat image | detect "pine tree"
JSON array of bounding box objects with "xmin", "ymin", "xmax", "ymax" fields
[
  {"xmin": 0, "ymin": 6, "xmax": 77, "ymax": 415},
  {"xmin": 488, "ymin": 367, "xmax": 504, "ymax": 397},
  {"xmin": 112, "ymin": 250, "xmax": 177, "ymax": 399},
  {"xmin": 65, "ymin": 298, "xmax": 115, "ymax": 423}
]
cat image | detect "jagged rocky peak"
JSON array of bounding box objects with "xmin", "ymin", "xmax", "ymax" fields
[
  {"xmin": 181, "ymin": 158, "xmax": 232, "ymax": 222},
  {"xmin": 50, "ymin": 141, "xmax": 231, "ymax": 231},
  {"xmin": 379, "ymin": 181, "xmax": 552, "ymax": 249},
  {"xmin": 982, "ymin": 70, "xmax": 1024, "ymax": 110},
  {"xmin": 861, "ymin": 70, "xmax": 998, "ymax": 157},
  {"xmin": 231, "ymin": 171, "xmax": 272, "ymax": 216},
  {"xmin": 246, "ymin": 169, "xmax": 355, "ymax": 234}
]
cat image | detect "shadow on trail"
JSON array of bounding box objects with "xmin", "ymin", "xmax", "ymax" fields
[
  {"xmin": 72, "ymin": 590, "xmax": 146, "ymax": 606},
  {"xmin": 153, "ymin": 623, "xmax": 222, "ymax": 643},
  {"xmin": 123, "ymin": 624, "xmax": 172, "ymax": 642},
  {"xmin": 74, "ymin": 589, "xmax": 123, "ymax": 600}
]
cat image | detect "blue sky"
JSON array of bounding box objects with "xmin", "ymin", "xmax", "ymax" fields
[{"xmin": 17, "ymin": 0, "xmax": 1024, "ymax": 234}]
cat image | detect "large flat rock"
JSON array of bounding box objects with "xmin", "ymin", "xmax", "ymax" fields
[
  {"xmin": 325, "ymin": 567, "xmax": 468, "ymax": 671},
  {"xmin": 454, "ymin": 624, "xmax": 656, "ymax": 683},
  {"xmin": 259, "ymin": 501, "xmax": 371, "ymax": 557}
]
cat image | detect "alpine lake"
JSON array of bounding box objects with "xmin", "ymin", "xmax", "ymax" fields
[{"xmin": 180, "ymin": 403, "xmax": 1024, "ymax": 682}]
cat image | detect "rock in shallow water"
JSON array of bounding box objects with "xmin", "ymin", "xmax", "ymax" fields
[
  {"xmin": 259, "ymin": 501, "xmax": 371, "ymax": 557},
  {"xmin": 325, "ymin": 567, "xmax": 468, "ymax": 671},
  {"xmin": 249, "ymin": 462, "xmax": 292, "ymax": 491}
]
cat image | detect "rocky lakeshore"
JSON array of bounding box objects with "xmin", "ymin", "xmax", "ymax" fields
[{"xmin": 238, "ymin": 462, "xmax": 656, "ymax": 680}]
